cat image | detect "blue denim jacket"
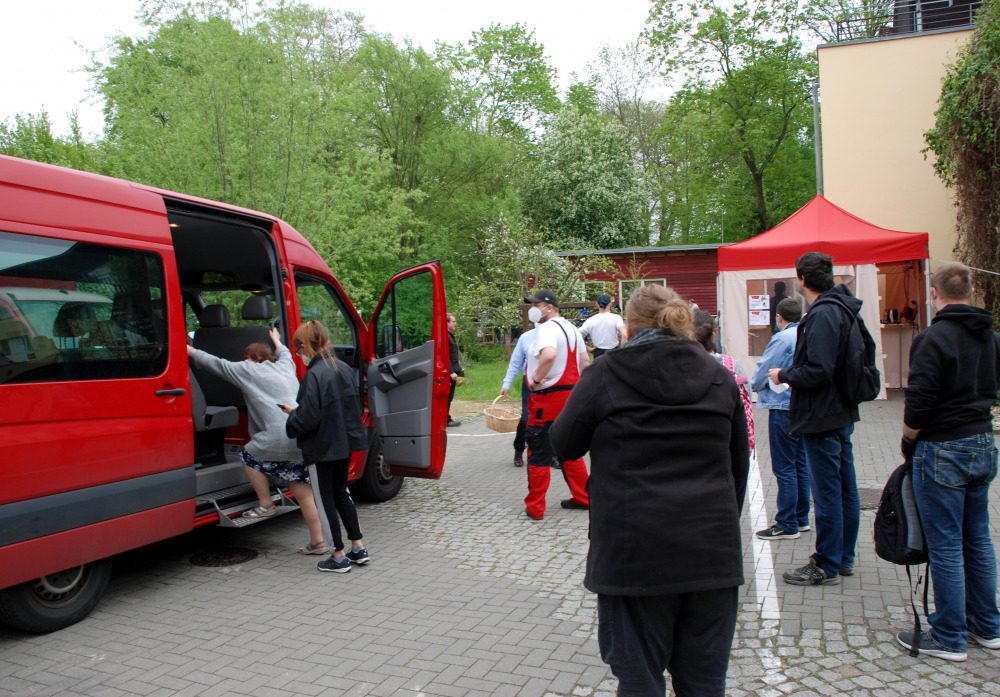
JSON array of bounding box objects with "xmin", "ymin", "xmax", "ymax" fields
[{"xmin": 751, "ymin": 322, "xmax": 798, "ymax": 411}]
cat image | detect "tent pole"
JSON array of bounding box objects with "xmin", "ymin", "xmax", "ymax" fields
[{"xmin": 924, "ymin": 258, "xmax": 932, "ymax": 328}]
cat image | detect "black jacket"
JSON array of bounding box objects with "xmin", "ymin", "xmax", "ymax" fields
[
  {"xmin": 448, "ymin": 332, "xmax": 463, "ymax": 377},
  {"xmin": 286, "ymin": 349, "xmax": 367, "ymax": 463},
  {"xmin": 550, "ymin": 334, "xmax": 749, "ymax": 596},
  {"xmin": 778, "ymin": 284, "xmax": 862, "ymax": 435},
  {"xmin": 905, "ymin": 303, "xmax": 1000, "ymax": 442}
]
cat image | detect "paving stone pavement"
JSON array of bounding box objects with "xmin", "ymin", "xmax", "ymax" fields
[{"xmin": 2, "ymin": 391, "xmax": 999, "ymax": 696}]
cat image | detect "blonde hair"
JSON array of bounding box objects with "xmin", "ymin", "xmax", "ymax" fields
[
  {"xmin": 625, "ymin": 285, "xmax": 694, "ymax": 340},
  {"xmin": 292, "ymin": 320, "xmax": 337, "ymax": 370}
]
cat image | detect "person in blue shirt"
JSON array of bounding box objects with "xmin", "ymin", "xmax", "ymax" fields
[
  {"xmin": 500, "ymin": 326, "xmax": 537, "ymax": 468},
  {"xmin": 751, "ymin": 297, "xmax": 810, "ymax": 540}
]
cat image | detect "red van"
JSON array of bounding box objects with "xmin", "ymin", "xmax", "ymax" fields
[{"xmin": 0, "ymin": 155, "xmax": 450, "ymax": 632}]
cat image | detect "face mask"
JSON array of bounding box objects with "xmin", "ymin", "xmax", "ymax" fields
[
  {"xmin": 527, "ymin": 306, "xmax": 543, "ymax": 324},
  {"xmin": 302, "ymin": 354, "xmax": 312, "ymax": 366}
]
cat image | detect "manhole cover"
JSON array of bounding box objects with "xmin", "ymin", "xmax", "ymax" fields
[
  {"xmin": 190, "ymin": 547, "xmax": 258, "ymax": 567},
  {"xmin": 859, "ymin": 487, "xmax": 882, "ymax": 510}
]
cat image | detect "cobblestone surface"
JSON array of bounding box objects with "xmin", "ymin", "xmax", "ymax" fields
[{"xmin": 1, "ymin": 392, "xmax": 999, "ymax": 696}]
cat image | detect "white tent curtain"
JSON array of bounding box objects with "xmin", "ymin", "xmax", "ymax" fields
[{"xmin": 718, "ymin": 264, "xmax": 887, "ymax": 400}]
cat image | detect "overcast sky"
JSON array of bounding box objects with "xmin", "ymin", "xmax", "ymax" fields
[{"xmin": 1, "ymin": 0, "xmax": 657, "ymax": 138}]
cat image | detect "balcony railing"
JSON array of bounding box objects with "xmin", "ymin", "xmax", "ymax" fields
[{"xmin": 835, "ymin": 0, "xmax": 981, "ymax": 42}]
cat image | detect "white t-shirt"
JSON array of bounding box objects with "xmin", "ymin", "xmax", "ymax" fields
[
  {"xmin": 527, "ymin": 317, "xmax": 585, "ymax": 389},
  {"xmin": 580, "ymin": 312, "xmax": 624, "ymax": 349}
]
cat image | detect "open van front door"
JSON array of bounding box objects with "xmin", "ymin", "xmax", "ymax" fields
[{"xmin": 366, "ymin": 261, "xmax": 449, "ymax": 479}]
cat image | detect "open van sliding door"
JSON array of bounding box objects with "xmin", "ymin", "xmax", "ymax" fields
[{"xmin": 366, "ymin": 261, "xmax": 449, "ymax": 479}]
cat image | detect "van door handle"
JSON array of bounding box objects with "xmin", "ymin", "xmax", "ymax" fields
[{"xmin": 155, "ymin": 388, "xmax": 187, "ymax": 396}]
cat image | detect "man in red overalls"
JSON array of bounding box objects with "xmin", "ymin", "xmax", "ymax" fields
[{"xmin": 523, "ymin": 289, "xmax": 590, "ymax": 520}]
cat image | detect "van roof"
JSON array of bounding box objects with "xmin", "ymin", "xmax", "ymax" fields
[{"xmin": 0, "ymin": 155, "xmax": 330, "ymax": 274}]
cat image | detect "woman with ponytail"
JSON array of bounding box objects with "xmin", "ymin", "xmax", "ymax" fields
[
  {"xmin": 283, "ymin": 320, "xmax": 370, "ymax": 574},
  {"xmin": 549, "ymin": 284, "xmax": 749, "ymax": 697}
]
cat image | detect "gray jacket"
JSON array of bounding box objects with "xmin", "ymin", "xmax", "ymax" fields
[{"xmin": 190, "ymin": 345, "xmax": 303, "ymax": 463}]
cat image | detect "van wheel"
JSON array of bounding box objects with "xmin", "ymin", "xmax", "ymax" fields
[
  {"xmin": 350, "ymin": 440, "xmax": 404, "ymax": 502},
  {"xmin": 0, "ymin": 558, "xmax": 113, "ymax": 634}
]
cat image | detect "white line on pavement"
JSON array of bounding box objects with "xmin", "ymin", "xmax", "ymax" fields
[{"xmin": 748, "ymin": 448, "xmax": 780, "ymax": 620}]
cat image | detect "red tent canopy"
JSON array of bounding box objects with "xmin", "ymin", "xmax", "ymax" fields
[{"xmin": 717, "ymin": 195, "xmax": 929, "ymax": 271}]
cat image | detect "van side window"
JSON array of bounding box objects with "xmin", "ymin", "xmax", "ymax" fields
[
  {"xmin": 372, "ymin": 270, "xmax": 434, "ymax": 359},
  {"xmin": 294, "ymin": 274, "xmax": 358, "ymax": 366},
  {"xmin": 0, "ymin": 231, "xmax": 168, "ymax": 384}
]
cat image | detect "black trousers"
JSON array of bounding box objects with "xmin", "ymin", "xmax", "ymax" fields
[
  {"xmin": 598, "ymin": 587, "xmax": 738, "ymax": 697},
  {"xmin": 513, "ymin": 375, "xmax": 529, "ymax": 453},
  {"xmin": 448, "ymin": 378, "xmax": 456, "ymax": 417},
  {"xmin": 308, "ymin": 458, "xmax": 362, "ymax": 552}
]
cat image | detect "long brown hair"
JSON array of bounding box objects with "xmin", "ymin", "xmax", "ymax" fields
[
  {"xmin": 292, "ymin": 320, "xmax": 337, "ymax": 370},
  {"xmin": 625, "ymin": 285, "xmax": 694, "ymax": 340}
]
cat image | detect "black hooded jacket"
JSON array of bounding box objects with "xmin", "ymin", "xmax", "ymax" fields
[
  {"xmin": 778, "ymin": 284, "xmax": 862, "ymax": 435},
  {"xmin": 286, "ymin": 348, "xmax": 367, "ymax": 463},
  {"xmin": 905, "ymin": 303, "xmax": 1000, "ymax": 442},
  {"xmin": 549, "ymin": 334, "xmax": 749, "ymax": 596}
]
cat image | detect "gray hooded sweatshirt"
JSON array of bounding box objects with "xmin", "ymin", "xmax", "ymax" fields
[{"xmin": 190, "ymin": 345, "xmax": 303, "ymax": 463}]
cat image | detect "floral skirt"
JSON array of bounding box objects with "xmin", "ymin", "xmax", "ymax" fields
[{"xmin": 240, "ymin": 448, "xmax": 309, "ymax": 483}]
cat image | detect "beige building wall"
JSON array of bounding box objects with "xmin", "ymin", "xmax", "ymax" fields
[{"xmin": 818, "ymin": 29, "xmax": 973, "ymax": 264}]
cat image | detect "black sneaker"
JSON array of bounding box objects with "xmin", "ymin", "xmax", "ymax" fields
[
  {"xmin": 514, "ymin": 452, "xmax": 524, "ymax": 467},
  {"xmin": 560, "ymin": 498, "xmax": 588, "ymax": 510},
  {"xmin": 756, "ymin": 524, "xmax": 800, "ymax": 540},
  {"xmin": 447, "ymin": 417, "xmax": 461, "ymax": 427},
  {"xmin": 840, "ymin": 564, "xmax": 855, "ymax": 577},
  {"xmin": 346, "ymin": 546, "xmax": 370, "ymax": 565},
  {"xmin": 317, "ymin": 555, "xmax": 351, "ymax": 573},
  {"xmin": 897, "ymin": 630, "xmax": 967, "ymax": 661},
  {"xmin": 782, "ymin": 560, "xmax": 840, "ymax": 586}
]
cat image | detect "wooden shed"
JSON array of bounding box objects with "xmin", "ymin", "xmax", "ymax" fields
[{"xmin": 559, "ymin": 243, "xmax": 724, "ymax": 315}]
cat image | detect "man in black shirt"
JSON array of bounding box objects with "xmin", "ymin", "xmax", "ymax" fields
[
  {"xmin": 447, "ymin": 313, "xmax": 463, "ymax": 427},
  {"xmin": 895, "ymin": 262, "xmax": 1000, "ymax": 662}
]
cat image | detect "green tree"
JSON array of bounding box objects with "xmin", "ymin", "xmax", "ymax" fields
[
  {"xmin": 644, "ymin": 0, "xmax": 816, "ymax": 236},
  {"xmin": 89, "ymin": 0, "xmax": 411, "ymax": 309},
  {"xmin": 522, "ymin": 106, "xmax": 650, "ymax": 249},
  {"xmin": 925, "ymin": 0, "xmax": 1000, "ymax": 314},
  {"xmin": 0, "ymin": 111, "xmax": 103, "ymax": 171},
  {"xmin": 437, "ymin": 23, "xmax": 560, "ymax": 140}
]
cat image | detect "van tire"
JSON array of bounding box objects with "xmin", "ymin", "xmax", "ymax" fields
[
  {"xmin": 0, "ymin": 558, "xmax": 113, "ymax": 634},
  {"xmin": 350, "ymin": 440, "xmax": 404, "ymax": 502}
]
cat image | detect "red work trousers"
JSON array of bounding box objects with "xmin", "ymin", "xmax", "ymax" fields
[{"xmin": 525, "ymin": 389, "xmax": 589, "ymax": 519}]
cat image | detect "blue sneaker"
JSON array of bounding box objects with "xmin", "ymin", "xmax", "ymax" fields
[
  {"xmin": 346, "ymin": 546, "xmax": 370, "ymax": 565},
  {"xmin": 317, "ymin": 555, "xmax": 351, "ymax": 573},
  {"xmin": 897, "ymin": 630, "xmax": 967, "ymax": 662}
]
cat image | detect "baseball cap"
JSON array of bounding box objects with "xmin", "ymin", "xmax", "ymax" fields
[
  {"xmin": 523, "ymin": 289, "xmax": 559, "ymax": 307},
  {"xmin": 597, "ymin": 294, "xmax": 612, "ymax": 308}
]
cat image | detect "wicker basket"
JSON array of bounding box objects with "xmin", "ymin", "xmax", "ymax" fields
[{"xmin": 484, "ymin": 395, "xmax": 521, "ymax": 433}]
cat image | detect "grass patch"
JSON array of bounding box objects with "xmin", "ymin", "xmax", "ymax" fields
[{"xmin": 455, "ymin": 353, "xmax": 523, "ymax": 403}]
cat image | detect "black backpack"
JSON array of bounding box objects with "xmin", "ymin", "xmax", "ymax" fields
[
  {"xmin": 837, "ymin": 307, "xmax": 881, "ymax": 404},
  {"xmin": 873, "ymin": 460, "xmax": 930, "ymax": 656}
]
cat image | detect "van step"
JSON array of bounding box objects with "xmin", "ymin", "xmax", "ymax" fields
[{"xmin": 197, "ymin": 486, "xmax": 300, "ymax": 528}]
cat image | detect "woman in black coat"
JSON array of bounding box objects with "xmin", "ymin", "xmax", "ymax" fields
[
  {"xmin": 283, "ymin": 320, "xmax": 369, "ymax": 574},
  {"xmin": 550, "ymin": 285, "xmax": 749, "ymax": 697}
]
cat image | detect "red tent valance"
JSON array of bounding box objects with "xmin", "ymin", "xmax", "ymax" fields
[{"xmin": 717, "ymin": 195, "xmax": 929, "ymax": 271}]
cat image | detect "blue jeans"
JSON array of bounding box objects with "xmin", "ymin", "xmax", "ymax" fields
[
  {"xmin": 769, "ymin": 410, "xmax": 810, "ymax": 532},
  {"xmin": 513, "ymin": 375, "xmax": 530, "ymax": 454},
  {"xmin": 912, "ymin": 434, "xmax": 1000, "ymax": 651},
  {"xmin": 802, "ymin": 424, "xmax": 860, "ymax": 577}
]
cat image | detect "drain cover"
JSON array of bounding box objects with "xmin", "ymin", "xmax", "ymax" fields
[
  {"xmin": 190, "ymin": 547, "xmax": 258, "ymax": 567},
  {"xmin": 858, "ymin": 487, "xmax": 882, "ymax": 510}
]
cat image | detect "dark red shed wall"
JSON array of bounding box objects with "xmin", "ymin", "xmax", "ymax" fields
[{"xmin": 583, "ymin": 250, "xmax": 719, "ymax": 315}]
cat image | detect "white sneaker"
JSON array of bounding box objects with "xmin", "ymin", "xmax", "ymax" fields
[{"xmin": 969, "ymin": 628, "xmax": 1000, "ymax": 650}]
